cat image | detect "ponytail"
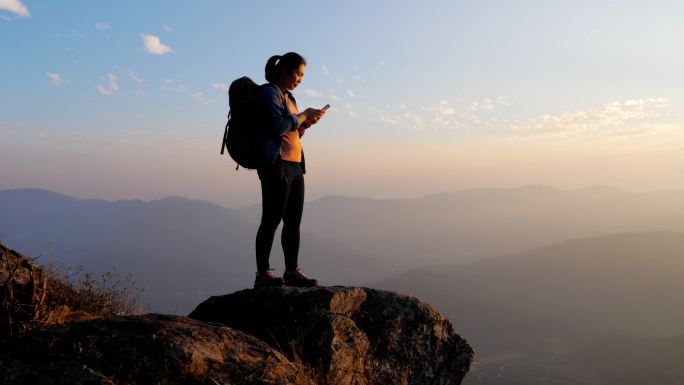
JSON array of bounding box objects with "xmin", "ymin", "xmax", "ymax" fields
[
  {"xmin": 265, "ymin": 55, "xmax": 282, "ymax": 83},
  {"xmin": 264, "ymin": 52, "xmax": 307, "ymax": 83}
]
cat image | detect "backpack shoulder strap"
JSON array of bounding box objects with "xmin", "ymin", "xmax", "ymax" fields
[{"xmin": 220, "ymin": 112, "xmax": 230, "ymax": 154}]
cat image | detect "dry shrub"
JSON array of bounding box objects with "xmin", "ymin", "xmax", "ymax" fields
[
  {"xmin": 1, "ymin": 243, "xmax": 146, "ymax": 336},
  {"xmin": 41, "ymin": 263, "xmax": 146, "ymax": 319}
]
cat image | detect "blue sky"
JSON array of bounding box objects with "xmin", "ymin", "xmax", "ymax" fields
[{"xmin": 2, "ymin": 1, "xmax": 684, "ymax": 207}]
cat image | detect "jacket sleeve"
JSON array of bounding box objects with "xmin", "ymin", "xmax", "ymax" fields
[{"xmin": 257, "ymin": 85, "xmax": 301, "ymax": 137}]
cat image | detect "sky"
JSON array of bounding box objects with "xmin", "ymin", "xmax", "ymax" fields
[{"xmin": 2, "ymin": 0, "xmax": 684, "ymax": 208}]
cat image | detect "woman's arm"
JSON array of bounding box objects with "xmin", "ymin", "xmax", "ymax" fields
[{"xmin": 257, "ymin": 86, "xmax": 302, "ymax": 137}]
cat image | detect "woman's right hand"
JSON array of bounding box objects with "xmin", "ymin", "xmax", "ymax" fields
[
  {"xmin": 300, "ymin": 108, "xmax": 324, "ymax": 121},
  {"xmin": 298, "ymin": 108, "xmax": 325, "ymax": 127}
]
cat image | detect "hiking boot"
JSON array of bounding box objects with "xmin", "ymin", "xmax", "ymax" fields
[
  {"xmin": 254, "ymin": 269, "xmax": 284, "ymax": 288},
  {"xmin": 283, "ymin": 268, "xmax": 318, "ymax": 287}
]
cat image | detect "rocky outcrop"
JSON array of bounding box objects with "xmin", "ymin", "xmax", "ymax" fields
[
  {"xmin": 1, "ymin": 242, "xmax": 96, "ymax": 337},
  {"xmin": 1, "ymin": 242, "xmax": 49, "ymax": 336},
  {"xmin": 0, "ymin": 313, "xmax": 316, "ymax": 385},
  {"xmin": 189, "ymin": 286, "xmax": 473, "ymax": 385},
  {"xmin": 2, "ymin": 243, "xmax": 473, "ymax": 384}
]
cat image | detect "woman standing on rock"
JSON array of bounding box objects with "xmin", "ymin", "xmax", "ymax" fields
[{"xmin": 253, "ymin": 52, "xmax": 326, "ymax": 288}]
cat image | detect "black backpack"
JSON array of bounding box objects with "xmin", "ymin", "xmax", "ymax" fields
[{"xmin": 220, "ymin": 76, "xmax": 264, "ymax": 170}]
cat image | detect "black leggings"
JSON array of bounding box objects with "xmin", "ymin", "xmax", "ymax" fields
[{"xmin": 255, "ymin": 158, "xmax": 304, "ymax": 273}]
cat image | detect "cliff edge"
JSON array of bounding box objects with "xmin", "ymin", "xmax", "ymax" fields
[{"xmin": 1, "ymin": 243, "xmax": 473, "ymax": 384}]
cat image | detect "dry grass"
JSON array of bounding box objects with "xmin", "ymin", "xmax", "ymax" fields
[
  {"xmin": 1, "ymin": 243, "xmax": 146, "ymax": 336},
  {"xmin": 42, "ymin": 263, "xmax": 146, "ymax": 318}
]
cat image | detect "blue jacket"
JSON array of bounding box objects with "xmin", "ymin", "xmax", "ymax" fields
[{"xmin": 256, "ymin": 83, "xmax": 306, "ymax": 173}]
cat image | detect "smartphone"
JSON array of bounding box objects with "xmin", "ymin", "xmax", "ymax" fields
[{"xmin": 321, "ymin": 104, "xmax": 330, "ymax": 111}]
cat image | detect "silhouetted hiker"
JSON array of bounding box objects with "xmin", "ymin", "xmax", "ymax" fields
[{"xmin": 254, "ymin": 52, "xmax": 327, "ymax": 288}]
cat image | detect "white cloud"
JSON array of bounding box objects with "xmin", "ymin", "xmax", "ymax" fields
[
  {"xmin": 510, "ymin": 98, "xmax": 676, "ymax": 139},
  {"xmin": 140, "ymin": 33, "xmax": 174, "ymax": 55},
  {"xmin": 46, "ymin": 72, "xmax": 68, "ymax": 87},
  {"xmin": 211, "ymin": 83, "xmax": 230, "ymax": 92},
  {"xmin": 304, "ymin": 88, "xmax": 323, "ymax": 98},
  {"xmin": 496, "ymin": 96, "xmax": 510, "ymax": 106},
  {"xmin": 1, "ymin": 14, "xmax": 11, "ymax": 20},
  {"xmin": 192, "ymin": 92, "xmax": 215, "ymax": 105},
  {"xmin": 70, "ymin": 30, "xmax": 85, "ymax": 38},
  {"xmin": 482, "ymin": 98, "xmax": 494, "ymax": 111},
  {"xmin": 97, "ymin": 73, "xmax": 119, "ymax": 95},
  {"xmin": 343, "ymin": 103, "xmax": 357, "ymax": 118},
  {"xmin": 428, "ymin": 100, "xmax": 457, "ymax": 116},
  {"xmin": 127, "ymin": 69, "xmax": 143, "ymax": 83},
  {"xmin": 163, "ymin": 25, "xmax": 172, "ymax": 32},
  {"xmin": 380, "ymin": 115, "xmax": 399, "ymax": 126},
  {"xmin": 346, "ymin": 89, "xmax": 358, "ymax": 97},
  {"xmin": 96, "ymin": 22, "xmax": 110, "ymax": 31},
  {"xmin": 0, "ymin": 0, "xmax": 29, "ymax": 17},
  {"xmin": 321, "ymin": 65, "xmax": 330, "ymax": 75},
  {"xmin": 164, "ymin": 79, "xmax": 187, "ymax": 93}
]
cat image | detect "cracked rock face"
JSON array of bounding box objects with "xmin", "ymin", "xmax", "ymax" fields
[
  {"xmin": 189, "ymin": 286, "xmax": 473, "ymax": 385},
  {"xmin": 0, "ymin": 314, "xmax": 316, "ymax": 385}
]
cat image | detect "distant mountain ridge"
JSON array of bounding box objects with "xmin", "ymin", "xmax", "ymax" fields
[
  {"xmin": 4, "ymin": 185, "xmax": 684, "ymax": 313},
  {"xmin": 0, "ymin": 188, "xmax": 387, "ymax": 314},
  {"xmin": 371, "ymin": 230, "xmax": 684, "ymax": 384}
]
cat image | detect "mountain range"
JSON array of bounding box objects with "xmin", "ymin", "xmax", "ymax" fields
[
  {"xmin": 3, "ymin": 185, "xmax": 684, "ymax": 314},
  {"xmin": 372, "ymin": 231, "xmax": 684, "ymax": 384}
]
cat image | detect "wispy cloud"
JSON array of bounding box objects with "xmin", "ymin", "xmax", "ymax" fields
[
  {"xmin": 96, "ymin": 22, "xmax": 110, "ymax": 31},
  {"xmin": 304, "ymin": 88, "xmax": 323, "ymax": 98},
  {"xmin": 0, "ymin": 0, "xmax": 30, "ymax": 17},
  {"xmin": 0, "ymin": 14, "xmax": 11, "ymax": 21},
  {"xmin": 127, "ymin": 69, "xmax": 143, "ymax": 83},
  {"xmin": 376, "ymin": 104, "xmax": 425, "ymax": 130},
  {"xmin": 163, "ymin": 25, "xmax": 172, "ymax": 32},
  {"xmin": 509, "ymin": 98, "xmax": 675, "ymax": 139},
  {"xmin": 192, "ymin": 92, "xmax": 215, "ymax": 105},
  {"xmin": 211, "ymin": 83, "xmax": 230, "ymax": 92},
  {"xmin": 428, "ymin": 100, "xmax": 457, "ymax": 116},
  {"xmin": 321, "ymin": 65, "xmax": 330, "ymax": 76},
  {"xmin": 164, "ymin": 79, "xmax": 187, "ymax": 93},
  {"xmin": 97, "ymin": 73, "xmax": 120, "ymax": 95},
  {"xmin": 343, "ymin": 103, "xmax": 357, "ymax": 118},
  {"xmin": 140, "ymin": 34, "xmax": 174, "ymax": 55},
  {"xmin": 46, "ymin": 72, "xmax": 69, "ymax": 87}
]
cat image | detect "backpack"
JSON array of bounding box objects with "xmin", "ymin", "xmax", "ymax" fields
[{"xmin": 220, "ymin": 76, "xmax": 264, "ymax": 170}]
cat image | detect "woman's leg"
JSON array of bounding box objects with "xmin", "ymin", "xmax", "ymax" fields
[
  {"xmin": 255, "ymin": 167, "xmax": 291, "ymax": 273},
  {"xmin": 282, "ymin": 172, "xmax": 304, "ymax": 270}
]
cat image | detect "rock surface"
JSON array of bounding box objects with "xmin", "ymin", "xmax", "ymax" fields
[
  {"xmin": 0, "ymin": 313, "xmax": 316, "ymax": 385},
  {"xmin": 1, "ymin": 242, "xmax": 96, "ymax": 337},
  {"xmin": 2, "ymin": 243, "xmax": 473, "ymax": 384},
  {"xmin": 189, "ymin": 286, "xmax": 473, "ymax": 385},
  {"xmin": 1, "ymin": 242, "xmax": 48, "ymax": 336}
]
